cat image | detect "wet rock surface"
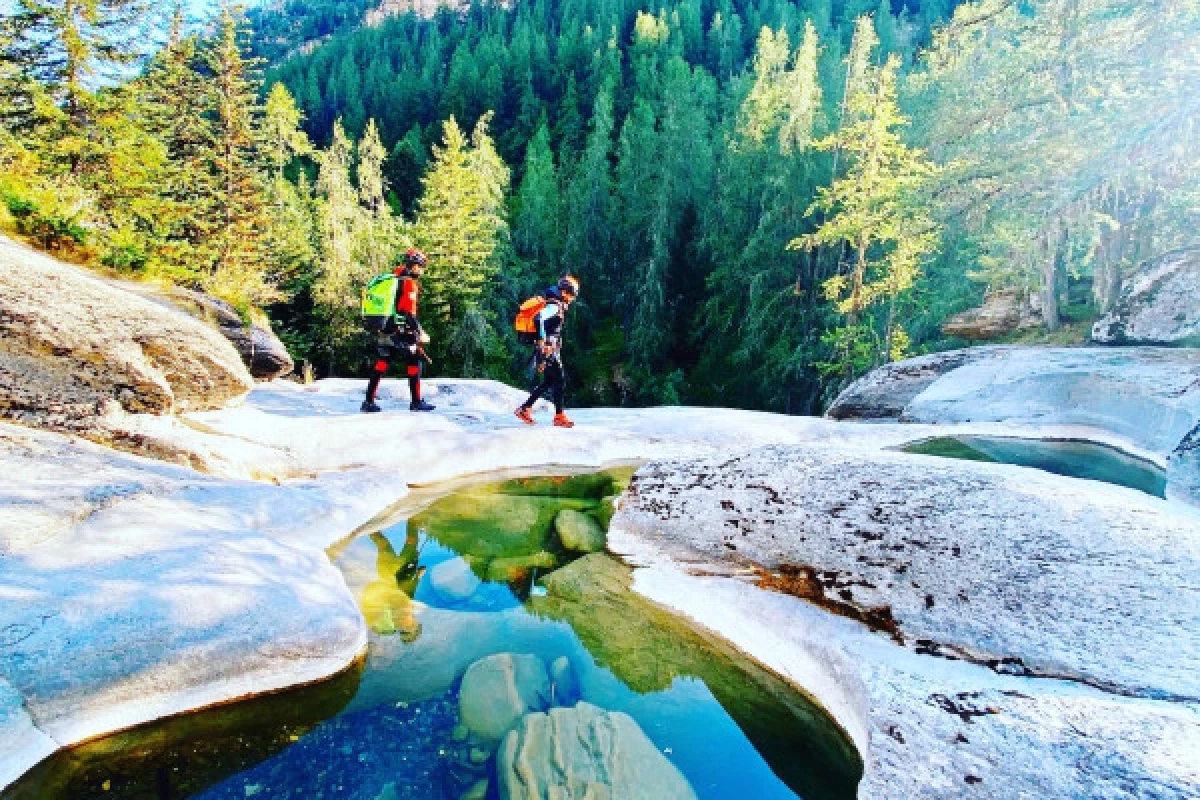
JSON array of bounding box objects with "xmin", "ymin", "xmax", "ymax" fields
[
  {"xmin": 1092, "ymin": 248, "xmax": 1200, "ymax": 345},
  {"xmin": 554, "ymin": 508, "xmax": 607, "ymax": 552},
  {"xmin": 497, "ymin": 702, "xmax": 697, "ymax": 800}
]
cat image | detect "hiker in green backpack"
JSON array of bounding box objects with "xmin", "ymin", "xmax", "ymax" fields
[{"xmin": 362, "ymin": 249, "xmax": 435, "ymax": 413}]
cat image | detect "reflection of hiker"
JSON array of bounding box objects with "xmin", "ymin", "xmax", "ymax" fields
[
  {"xmin": 514, "ymin": 275, "xmax": 580, "ymax": 428},
  {"xmin": 361, "ymin": 248, "xmax": 436, "ymax": 413},
  {"xmin": 361, "ymin": 529, "xmax": 425, "ymax": 641}
]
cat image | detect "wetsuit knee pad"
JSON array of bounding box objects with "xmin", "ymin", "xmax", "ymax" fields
[
  {"xmin": 406, "ymin": 365, "xmax": 420, "ymax": 377},
  {"xmin": 374, "ymin": 360, "xmax": 389, "ymax": 373}
]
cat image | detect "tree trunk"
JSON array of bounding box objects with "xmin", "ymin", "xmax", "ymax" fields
[{"xmin": 1040, "ymin": 233, "xmax": 1061, "ymax": 331}]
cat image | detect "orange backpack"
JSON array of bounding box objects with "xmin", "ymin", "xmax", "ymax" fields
[{"xmin": 514, "ymin": 295, "xmax": 548, "ymax": 343}]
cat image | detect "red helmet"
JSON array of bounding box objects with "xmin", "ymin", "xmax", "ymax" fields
[{"xmin": 402, "ymin": 248, "xmax": 428, "ymax": 268}]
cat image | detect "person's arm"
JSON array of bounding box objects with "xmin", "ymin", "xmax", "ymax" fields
[{"xmin": 535, "ymin": 303, "xmax": 559, "ymax": 350}]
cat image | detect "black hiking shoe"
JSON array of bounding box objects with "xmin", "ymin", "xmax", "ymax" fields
[
  {"xmin": 360, "ymin": 400, "xmax": 382, "ymax": 413},
  {"xmin": 409, "ymin": 400, "xmax": 436, "ymax": 412}
]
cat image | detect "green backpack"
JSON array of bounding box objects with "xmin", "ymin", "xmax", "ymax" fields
[{"xmin": 361, "ymin": 273, "xmax": 399, "ymax": 333}]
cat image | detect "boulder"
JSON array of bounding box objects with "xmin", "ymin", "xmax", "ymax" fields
[
  {"xmin": 615, "ymin": 446, "xmax": 1200, "ymax": 701},
  {"xmin": 167, "ymin": 289, "xmax": 294, "ymax": 380},
  {"xmin": 827, "ymin": 346, "xmax": 1200, "ymax": 458},
  {"xmin": 428, "ymin": 557, "xmax": 482, "ymax": 602},
  {"xmin": 458, "ymin": 653, "xmax": 551, "ymax": 743},
  {"xmin": 496, "ymin": 702, "xmax": 697, "ymax": 800},
  {"xmin": 825, "ymin": 348, "xmax": 1004, "ymax": 420},
  {"xmin": 554, "ymin": 509, "xmax": 607, "ymax": 553},
  {"xmin": 941, "ymin": 289, "xmax": 1040, "ymax": 340},
  {"xmin": 1092, "ymin": 248, "xmax": 1200, "ymax": 345},
  {"xmin": 0, "ymin": 234, "xmax": 253, "ymax": 424}
]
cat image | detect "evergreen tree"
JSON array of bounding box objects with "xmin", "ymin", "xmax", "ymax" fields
[
  {"xmin": 313, "ymin": 119, "xmax": 365, "ymax": 350},
  {"xmin": 512, "ymin": 117, "xmax": 561, "ymax": 272},
  {"xmin": 793, "ymin": 55, "xmax": 939, "ymax": 372},
  {"xmin": 261, "ymin": 82, "xmax": 317, "ymax": 291},
  {"xmin": 415, "ymin": 114, "xmax": 511, "ymax": 327},
  {"xmin": 203, "ymin": 7, "xmax": 276, "ymax": 308}
]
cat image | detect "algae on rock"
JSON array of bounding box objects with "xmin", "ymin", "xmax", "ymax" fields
[{"xmin": 530, "ymin": 555, "xmax": 863, "ymax": 799}]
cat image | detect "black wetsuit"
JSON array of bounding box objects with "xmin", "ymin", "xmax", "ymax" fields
[
  {"xmin": 364, "ymin": 272, "xmax": 427, "ymax": 409},
  {"xmin": 520, "ymin": 293, "xmax": 567, "ymax": 414}
]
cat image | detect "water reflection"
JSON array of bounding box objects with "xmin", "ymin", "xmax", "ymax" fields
[{"xmin": 4, "ymin": 468, "xmax": 862, "ymax": 800}]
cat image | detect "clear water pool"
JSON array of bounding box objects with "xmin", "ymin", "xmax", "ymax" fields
[
  {"xmin": 901, "ymin": 436, "xmax": 1167, "ymax": 498},
  {"xmin": 4, "ymin": 469, "xmax": 861, "ymax": 800}
]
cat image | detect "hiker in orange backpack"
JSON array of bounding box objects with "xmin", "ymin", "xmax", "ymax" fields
[
  {"xmin": 362, "ymin": 249, "xmax": 435, "ymax": 413},
  {"xmin": 515, "ymin": 275, "xmax": 579, "ymax": 428}
]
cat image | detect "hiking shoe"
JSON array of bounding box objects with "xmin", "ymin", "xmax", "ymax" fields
[
  {"xmin": 514, "ymin": 406, "xmax": 535, "ymax": 425},
  {"xmin": 361, "ymin": 400, "xmax": 382, "ymax": 413},
  {"xmin": 410, "ymin": 400, "xmax": 436, "ymax": 412},
  {"xmin": 553, "ymin": 413, "xmax": 575, "ymax": 428}
]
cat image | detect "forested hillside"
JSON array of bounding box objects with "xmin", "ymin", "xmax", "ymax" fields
[
  {"xmin": 2, "ymin": 0, "xmax": 1197, "ymax": 412},
  {"xmin": 266, "ymin": 0, "xmax": 968, "ymax": 410}
]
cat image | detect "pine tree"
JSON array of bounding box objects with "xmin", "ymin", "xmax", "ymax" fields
[
  {"xmin": 203, "ymin": 6, "xmax": 276, "ymax": 308},
  {"xmin": 313, "ymin": 119, "xmax": 365, "ymax": 346},
  {"xmin": 1, "ymin": 0, "xmax": 156, "ymax": 135},
  {"xmin": 792, "ymin": 55, "xmax": 939, "ymax": 371},
  {"xmin": 415, "ymin": 114, "xmax": 511, "ymax": 323},
  {"xmin": 261, "ymin": 82, "xmax": 316, "ymax": 291},
  {"xmin": 356, "ymin": 118, "xmax": 401, "ymax": 277},
  {"xmin": 512, "ymin": 117, "xmax": 561, "ymax": 271}
]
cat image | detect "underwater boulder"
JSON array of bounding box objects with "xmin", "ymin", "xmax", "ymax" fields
[
  {"xmin": 497, "ymin": 702, "xmax": 697, "ymax": 800},
  {"xmin": 458, "ymin": 653, "xmax": 551, "ymax": 743},
  {"xmin": 554, "ymin": 509, "xmax": 607, "ymax": 553}
]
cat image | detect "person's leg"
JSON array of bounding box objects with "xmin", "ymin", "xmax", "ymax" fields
[
  {"xmin": 406, "ymin": 349, "xmax": 434, "ymax": 411},
  {"xmin": 362, "ymin": 349, "xmax": 390, "ymax": 412},
  {"xmin": 550, "ymin": 363, "xmax": 573, "ymax": 427},
  {"xmin": 550, "ymin": 362, "xmax": 565, "ymax": 415},
  {"xmin": 516, "ymin": 364, "xmax": 550, "ymax": 423}
]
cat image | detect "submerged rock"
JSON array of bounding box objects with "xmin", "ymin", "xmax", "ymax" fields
[
  {"xmin": 554, "ymin": 509, "xmax": 607, "ymax": 553},
  {"xmin": 458, "ymin": 653, "xmax": 551, "ymax": 743},
  {"xmin": 412, "ymin": 493, "xmax": 595, "ymax": 559},
  {"xmin": 484, "ymin": 551, "xmax": 557, "ymax": 584},
  {"xmin": 496, "ymin": 702, "xmax": 697, "ymax": 800},
  {"xmin": 531, "ymin": 555, "xmax": 862, "ymax": 795},
  {"xmin": 1092, "ymin": 248, "xmax": 1200, "ymax": 345}
]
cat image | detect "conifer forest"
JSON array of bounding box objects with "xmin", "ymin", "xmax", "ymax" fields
[{"xmin": 2, "ymin": 0, "xmax": 1198, "ymax": 413}]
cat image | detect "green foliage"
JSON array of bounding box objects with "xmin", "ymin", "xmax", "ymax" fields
[
  {"xmin": 793, "ymin": 51, "xmax": 940, "ymax": 377},
  {"xmin": 17, "ymin": 0, "xmax": 1189, "ymax": 416}
]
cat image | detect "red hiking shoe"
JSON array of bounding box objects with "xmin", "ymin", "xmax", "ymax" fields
[
  {"xmin": 514, "ymin": 406, "xmax": 535, "ymax": 425},
  {"xmin": 553, "ymin": 413, "xmax": 575, "ymax": 428}
]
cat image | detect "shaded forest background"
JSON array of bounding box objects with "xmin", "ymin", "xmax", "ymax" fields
[{"xmin": 2, "ymin": 0, "xmax": 1197, "ymax": 412}]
